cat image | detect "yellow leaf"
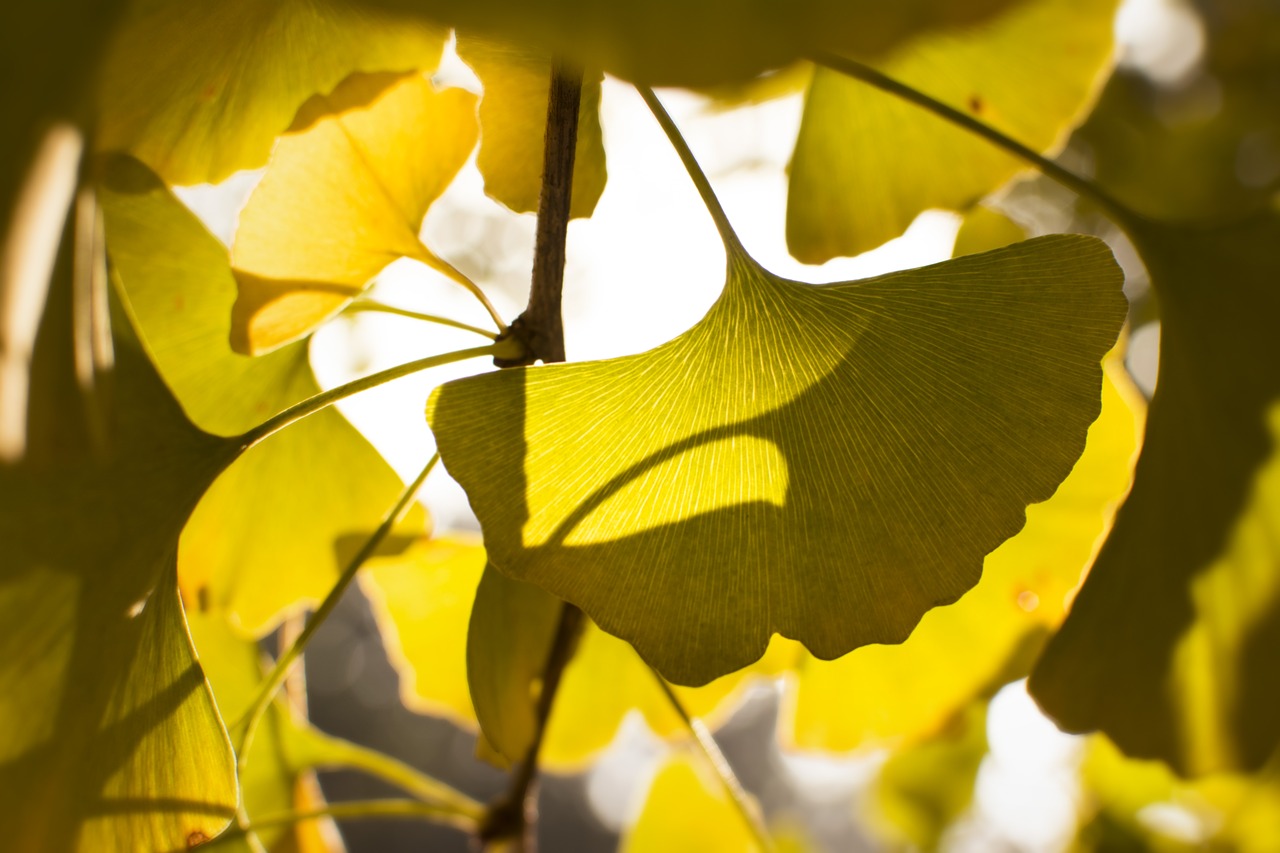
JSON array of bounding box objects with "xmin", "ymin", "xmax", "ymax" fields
[
  {"xmin": 231, "ymin": 72, "xmax": 478, "ymax": 355},
  {"xmin": 622, "ymin": 754, "xmax": 762, "ymax": 853}
]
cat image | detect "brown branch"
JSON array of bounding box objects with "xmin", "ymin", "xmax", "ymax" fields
[
  {"xmin": 478, "ymin": 60, "xmax": 588, "ymax": 852},
  {"xmin": 493, "ymin": 59, "xmax": 583, "ymax": 367}
]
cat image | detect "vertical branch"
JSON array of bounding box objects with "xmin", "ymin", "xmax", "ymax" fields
[
  {"xmin": 494, "ymin": 59, "xmax": 582, "ymax": 367},
  {"xmin": 478, "ymin": 60, "xmax": 588, "ymax": 851}
]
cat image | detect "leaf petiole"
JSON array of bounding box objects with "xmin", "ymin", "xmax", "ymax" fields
[
  {"xmin": 237, "ymin": 345, "xmax": 497, "ymax": 450},
  {"xmin": 808, "ymin": 51, "xmax": 1142, "ymax": 228},
  {"xmin": 202, "ymin": 799, "xmax": 478, "ymax": 849},
  {"xmin": 344, "ymin": 300, "xmax": 499, "ymax": 340},
  {"xmin": 233, "ymin": 454, "xmax": 440, "ymax": 794},
  {"xmin": 649, "ymin": 667, "xmax": 776, "ymax": 853},
  {"xmin": 413, "ymin": 244, "xmax": 510, "ymax": 334}
]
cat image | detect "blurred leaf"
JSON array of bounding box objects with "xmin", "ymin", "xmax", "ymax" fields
[
  {"xmin": 428, "ymin": 236, "xmax": 1125, "ymax": 685},
  {"xmin": 952, "ymin": 206, "xmax": 1029, "ymax": 258},
  {"xmin": 621, "ymin": 754, "xmax": 763, "ymax": 853},
  {"xmin": 231, "ymin": 72, "xmax": 478, "ymax": 355},
  {"xmin": 870, "ymin": 703, "xmax": 989, "ymax": 852},
  {"xmin": 362, "ymin": 537, "xmax": 793, "ymax": 769},
  {"xmin": 457, "ymin": 35, "xmax": 607, "ymax": 219},
  {"xmin": 787, "ymin": 352, "xmax": 1141, "ymax": 750},
  {"xmin": 372, "ymin": 0, "xmax": 1023, "ymax": 86},
  {"xmin": 1032, "ymin": 215, "xmax": 1280, "ymax": 776},
  {"xmin": 787, "ymin": 0, "xmax": 1117, "ymax": 262},
  {"xmin": 96, "ymin": 0, "xmax": 446, "ymax": 186},
  {"xmin": 0, "ymin": 262, "xmax": 238, "ymax": 849},
  {"xmin": 101, "ymin": 154, "xmax": 425, "ymax": 636}
]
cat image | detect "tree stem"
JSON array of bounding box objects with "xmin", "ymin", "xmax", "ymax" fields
[
  {"xmin": 478, "ymin": 60, "xmax": 587, "ymax": 852},
  {"xmin": 808, "ymin": 51, "xmax": 1141, "ymax": 228},
  {"xmin": 494, "ymin": 59, "xmax": 582, "ymax": 367}
]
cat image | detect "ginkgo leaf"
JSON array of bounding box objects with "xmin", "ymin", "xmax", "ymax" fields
[
  {"xmin": 429, "ymin": 236, "xmax": 1126, "ymax": 685},
  {"xmin": 1031, "ymin": 216, "xmax": 1280, "ymax": 776},
  {"xmin": 231, "ymin": 72, "xmax": 479, "ymax": 356},
  {"xmin": 457, "ymin": 34, "xmax": 607, "ymax": 219},
  {"xmin": 362, "ymin": 538, "xmax": 794, "ymax": 769},
  {"xmin": 96, "ymin": 0, "xmax": 446, "ymax": 186},
  {"xmin": 621, "ymin": 754, "xmax": 766, "ymax": 853},
  {"xmin": 0, "ymin": 263, "xmax": 239, "ymax": 850},
  {"xmin": 787, "ymin": 0, "xmax": 1117, "ymax": 262},
  {"xmin": 371, "ymin": 0, "xmax": 1021, "ymax": 86},
  {"xmin": 101, "ymin": 154, "xmax": 425, "ymax": 635},
  {"xmin": 785, "ymin": 352, "xmax": 1141, "ymax": 750}
]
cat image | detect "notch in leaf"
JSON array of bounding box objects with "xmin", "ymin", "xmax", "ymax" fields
[{"xmin": 426, "ymin": 88, "xmax": 1127, "ymax": 685}]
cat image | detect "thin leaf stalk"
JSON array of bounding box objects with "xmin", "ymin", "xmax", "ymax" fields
[
  {"xmin": 202, "ymin": 799, "xmax": 478, "ymax": 849},
  {"xmin": 636, "ymin": 86, "xmax": 749, "ymax": 261},
  {"xmin": 651, "ymin": 669, "xmax": 776, "ymax": 853},
  {"xmin": 233, "ymin": 454, "xmax": 440, "ymax": 799},
  {"xmin": 808, "ymin": 51, "xmax": 1142, "ymax": 229},
  {"xmin": 237, "ymin": 345, "xmax": 496, "ymax": 450},
  {"xmin": 316, "ymin": 737, "xmax": 485, "ymax": 821},
  {"xmin": 345, "ymin": 300, "xmax": 498, "ymax": 339},
  {"xmin": 414, "ymin": 244, "xmax": 509, "ymax": 333}
]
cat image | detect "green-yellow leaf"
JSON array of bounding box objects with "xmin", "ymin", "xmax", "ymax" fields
[
  {"xmin": 1032, "ymin": 216, "xmax": 1280, "ymax": 776},
  {"xmin": 101, "ymin": 154, "xmax": 425, "ymax": 635},
  {"xmin": 231, "ymin": 72, "xmax": 479, "ymax": 356},
  {"xmin": 0, "ymin": 269, "xmax": 238, "ymax": 850},
  {"xmin": 621, "ymin": 754, "xmax": 763, "ymax": 853},
  {"xmin": 429, "ymin": 236, "xmax": 1126, "ymax": 684},
  {"xmin": 96, "ymin": 0, "xmax": 447, "ymax": 185},
  {"xmin": 362, "ymin": 537, "xmax": 793, "ymax": 769},
  {"xmin": 457, "ymin": 34, "xmax": 607, "ymax": 219},
  {"xmin": 787, "ymin": 0, "xmax": 1117, "ymax": 262},
  {"xmin": 787, "ymin": 353, "xmax": 1141, "ymax": 750}
]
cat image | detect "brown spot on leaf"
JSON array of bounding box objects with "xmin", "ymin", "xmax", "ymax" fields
[
  {"xmin": 187, "ymin": 830, "xmax": 211, "ymax": 848},
  {"xmin": 968, "ymin": 94, "xmax": 984, "ymax": 114}
]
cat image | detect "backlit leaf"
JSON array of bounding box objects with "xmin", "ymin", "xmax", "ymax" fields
[
  {"xmin": 787, "ymin": 0, "xmax": 1117, "ymax": 261},
  {"xmin": 101, "ymin": 155, "xmax": 425, "ymax": 635},
  {"xmin": 1032, "ymin": 215, "xmax": 1280, "ymax": 775},
  {"xmin": 0, "ymin": 262, "xmax": 238, "ymax": 850},
  {"xmin": 786, "ymin": 353, "xmax": 1141, "ymax": 750},
  {"xmin": 429, "ymin": 236, "xmax": 1126, "ymax": 684},
  {"xmin": 362, "ymin": 537, "xmax": 793, "ymax": 769},
  {"xmin": 96, "ymin": 0, "xmax": 447, "ymax": 185},
  {"xmin": 231, "ymin": 72, "xmax": 478, "ymax": 355},
  {"xmin": 457, "ymin": 34, "xmax": 607, "ymax": 219}
]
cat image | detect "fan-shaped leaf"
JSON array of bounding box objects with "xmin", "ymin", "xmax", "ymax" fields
[
  {"xmin": 0, "ymin": 265, "xmax": 238, "ymax": 850},
  {"xmin": 787, "ymin": 0, "xmax": 1117, "ymax": 261},
  {"xmin": 429, "ymin": 236, "xmax": 1126, "ymax": 684},
  {"xmin": 96, "ymin": 0, "xmax": 446, "ymax": 185},
  {"xmin": 231, "ymin": 72, "xmax": 479, "ymax": 355},
  {"xmin": 101, "ymin": 155, "xmax": 425, "ymax": 635},
  {"xmin": 457, "ymin": 34, "xmax": 607, "ymax": 219},
  {"xmin": 1032, "ymin": 216, "xmax": 1280, "ymax": 775}
]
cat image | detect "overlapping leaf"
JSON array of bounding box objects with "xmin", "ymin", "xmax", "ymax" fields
[
  {"xmin": 429, "ymin": 236, "xmax": 1126, "ymax": 684},
  {"xmin": 0, "ymin": 263, "xmax": 238, "ymax": 850},
  {"xmin": 231, "ymin": 72, "xmax": 479, "ymax": 356},
  {"xmin": 96, "ymin": 0, "xmax": 446, "ymax": 186},
  {"xmin": 787, "ymin": 0, "xmax": 1117, "ymax": 261},
  {"xmin": 457, "ymin": 34, "xmax": 607, "ymax": 219},
  {"xmin": 1031, "ymin": 215, "xmax": 1280, "ymax": 775},
  {"xmin": 362, "ymin": 538, "xmax": 793, "ymax": 769},
  {"xmin": 371, "ymin": 0, "xmax": 1021, "ymax": 86},
  {"xmin": 101, "ymin": 155, "xmax": 425, "ymax": 635},
  {"xmin": 621, "ymin": 755, "xmax": 764, "ymax": 853}
]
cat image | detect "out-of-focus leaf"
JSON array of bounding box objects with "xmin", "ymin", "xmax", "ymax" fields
[
  {"xmin": 96, "ymin": 0, "xmax": 446, "ymax": 186},
  {"xmin": 787, "ymin": 0, "xmax": 1117, "ymax": 262},
  {"xmin": 952, "ymin": 207, "xmax": 1029, "ymax": 258},
  {"xmin": 1032, "ymin": 215, "xmax": 1280, "ymax": 776},
  {"xmin": 362, "ymin": 538, "xmax": 793, "ymax": 769},
  {"xmin": 0, "ymin": 259, "xmax": 238, "ymax": 849},
  {"xmin": 870, "ymin": 703, "xmax": 989, "ymax": 852},
  {"xmin": 231, "ymin": 72, "xmax": 478, "ymax": 356},
  {"xmin": 457, "ymin": 35, "xmax": 607, "ymax": 219},
  {"xmin": 621, "ymin": 754, "xmax": 763, "ymax": 853},
  {"xmin": 101, "ymin": 155, "xmax": 424, "ymax": 635},
  {"xmin": 787, "ymin": 353, "xmax": 1141, "ymax": 750},
  {"xmin": 429, "ymin": 236, "xmax": 1125, "ymax": 685},
  {"xmin": 372, "ymin": 0, "xmax": 1022, "ymax": 86}
]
